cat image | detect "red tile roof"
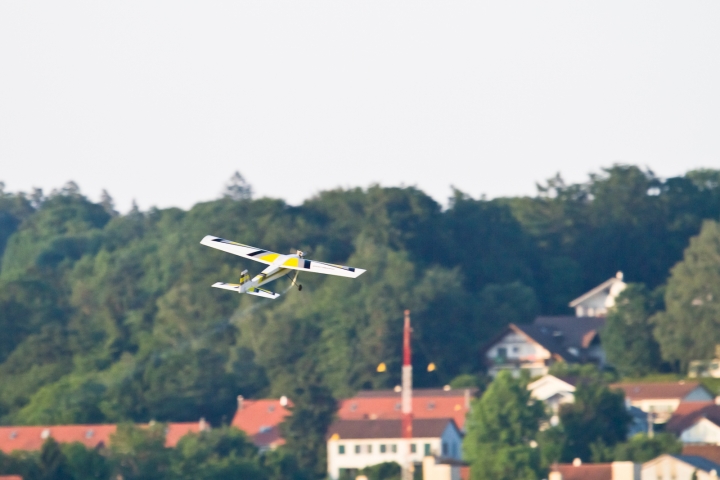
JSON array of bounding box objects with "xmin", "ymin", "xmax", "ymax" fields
[
  {"xmin": 0, "ymin": 425, "xmax": 115, "ymax": 453},
  {"xmin": 165, "ymin": 422, "xmax": 208, "ymax": 447},
  {"xmin": 683, "ymin": 445, "xmax": 720, "ymax": 465},
  {"xmin": 337, "ymin": 389, "xmax": 475, "ymax": 429},
  {"xmin": 0, "ymin": 421, "xmax": 207, "ymax": 454},
  {"xmin": 231, "ymin": 398, "xmax": 291, "ymax": 447},
  {"xmin": 611, "ymin": 382, "xmax": 706, "ymax": 401},
  {"xmin": 328, "ymin": 418, "xmax": 458, "ymax": 440},
  {"xmin": 553, "ymin": 463, "xmax": 612, "ymax": 480},
  {"xmin": 0, "ymin": 476, "xmax": 23, "ymax": 480},
  {"xmin": 665, "ymin": 402, "xmax": 718, "ymax": 434}
]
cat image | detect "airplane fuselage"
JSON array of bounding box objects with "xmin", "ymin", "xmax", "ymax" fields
[{"xmin": 239, "ymin": 253, "xmax": 302, "ymax": 293}]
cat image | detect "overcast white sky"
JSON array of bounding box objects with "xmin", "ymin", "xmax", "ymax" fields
[{"xmin": 1, "ymin": 2, "xmax": 719, "ymax": 212}]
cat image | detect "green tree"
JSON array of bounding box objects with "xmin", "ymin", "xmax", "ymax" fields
[
  {"xmin": 62, "ymin": 442, "xmax": 112, "ymax": 480},
  {"xmin": 109, "ymin": 423, "xmax": 170, "ymax": 480},
  {"xmin": 463, "ymin": 371, "xmax": 545, "ymax": 480},
  {"xmin": 653, "ymin": 221, "xmax": 720, "ymax": 370},
  {"xmin": 280, "ymin": 373, "xmax": 337, "ymax": 480},
  {"xmin": 170, "ymin": 427, "xmax": 265, "ymax": 480},
  {"xmin": 602, "ymin": 284, "xmax": 662, "ymax": 376},
  {"xmin": 612, "ymin": 433, "xmax": 682, "ymax": 463},
  {"xmin": 359, "ymin": 462, "xmax": 401, "ymax": 480},
  {"xmin": 558, "ymin": 379, "xmax": 631, "ymax": 462},
  {"xmin": 38, "ymin": 438, "xmax": 75, "ymax": 480}
]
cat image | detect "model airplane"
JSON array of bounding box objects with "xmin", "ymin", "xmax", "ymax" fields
[{"xmin": 200, "ymin": 235, "xmax": 366, "ymax": 299}]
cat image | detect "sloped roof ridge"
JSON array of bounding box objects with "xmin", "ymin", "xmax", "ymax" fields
[{"xmin": 569, "ymin": 277, "xmax": 621, "ymax": 307}]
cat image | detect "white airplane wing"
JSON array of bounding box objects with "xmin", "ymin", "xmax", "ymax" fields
[
  {"xmin": 201, "ymin": 236, "xmax": 283, "ymax": 265},
  {"xmin": 275, "ymin": 257, "xmax": 366, "ymax": 278}
]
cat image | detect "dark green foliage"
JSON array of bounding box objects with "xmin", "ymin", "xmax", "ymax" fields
[
  {"xmin": 280, "ymin": 374, "xmax": 337, "ymax": 479},
  {"xmin": 171, "ymin": 427, "xmax": 265, "ymax": 480},
  {"xmin": 653, "ymin": 220, "xmax": 720, "ymax": 370},
  {"xmin": 359, "ymin": 462, "xmax": 401, "ymax": 480},
  {"xmin": 38, "ymin": 438, "xmax": 75, "ymax": 480},
  {"xmin": 1, "ymin": 166, "xmax": 720, "ymax": 426},
  {"xmin": 611, "ymin": 433, "xmax": 682, "ymax": 463},
  {"xmin": 61, "ymin": 442, "xmax": 112, "ymax": 480},
  {"xmin": 109, "ymin": 423, "xmax": 170, "ymax": 480},
  {"xmin": 463, "ymin": 371, "xmax": 545, "ymax": 480},
  {"xmin": 602, "ymin": 284, "xmax": 663, "ymax": 377},
  {"xmin": 557, "ymin": 379, "xmax": 631, "ymax": 462}
]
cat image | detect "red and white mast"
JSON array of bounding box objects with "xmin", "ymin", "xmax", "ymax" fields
[{"xmin": 402, "ymin": 309, "xmax": 413, "ymax": 480}]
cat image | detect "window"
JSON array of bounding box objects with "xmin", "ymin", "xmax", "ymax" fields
[
  {"xmin": 391, "ymin": 444, "xmax": 397, "ymax": 453},
  {"xmin": 442, "ymin": 442, "xmax": 448, "ymax": 455},
  {"xmin": 424, "ymin": 443, "xmax": 431, "ymax": 455},
  {"xmin": 339, "ymin": 445, "xmax": 345, "ymax": 455},
  {"xmin": 497, "ymin": 347, "xmax": 508, "ymax": 359},
  {"xmin": 355, "ymin": 445, "xmax": 361, "ymax": 454},
  {"xmin": 512, "ymin": 346, "xmax": 519, "ymax": 353},
  {"xmin": 367, "ymin": 444, "xmax": 373, "ymax": 454},
  {"xmin": 410, "ymin": 443, "xmax": 417, "ymax": 453},
  {"xmin": 380, "ymin": 444, "xmax": 387, "ymax": 453}
]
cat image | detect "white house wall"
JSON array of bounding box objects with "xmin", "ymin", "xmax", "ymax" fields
[
  {"xmin": 680, "ymin": 419, "xmax": 720, "ymax": 445},
  {"xmin": 486, "ymin": 332, "xmax": 551, "ymax": 377},
  {"xmin": 642, "ymin": 456, "xmax": 719, "ymax": 480},
  {"xmin": 327, "ymin": 427, "xmax": 463, "ymax": 480}
]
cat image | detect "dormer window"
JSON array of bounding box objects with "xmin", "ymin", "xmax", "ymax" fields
[{"xmin": 427, "ymin": 402, "xmax": 436, "ymax": 410}]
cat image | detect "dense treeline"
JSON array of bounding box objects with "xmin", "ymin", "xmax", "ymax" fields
[
  {"xmin": 0, "ymin": 424, "xmax": 309, "ymax": 480},
  {"xmin": 1, "ymin": 165, "xmax": 720, "ymax": 428}
]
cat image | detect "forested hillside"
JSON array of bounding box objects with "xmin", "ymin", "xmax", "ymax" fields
[{"xmin": 1, "ymin": 165, "xmax": 719, "ymax": 427}]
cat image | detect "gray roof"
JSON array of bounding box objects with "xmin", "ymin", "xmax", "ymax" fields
[
  {"xmin": 673, "ymin": 455, "xmax": 720, "ymax": 472},
  {"xmin": 328, "ymin": 418, "xmax": 458, "ymax": 440}
]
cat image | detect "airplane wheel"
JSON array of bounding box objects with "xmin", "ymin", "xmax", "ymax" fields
[{"xmin": 298, "ymin": 285, "xmax": 303, "ymax": 291}]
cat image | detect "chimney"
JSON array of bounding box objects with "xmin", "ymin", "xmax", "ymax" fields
[
  {"xmin": 237, "ymin": 395, "xmax": 244, "ymax": 410},
  {"xmin": 199, "ymin": 418, "xmax": 209, "ymax": 432},
  {"xmin": 464, "ymin": 389, "xmax": 471, "ymax": 409}
]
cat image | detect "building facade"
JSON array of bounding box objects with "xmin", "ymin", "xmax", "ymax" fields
[{"xmin": 326, "ymin": 418, "xmax": 462, "ymax": 480}]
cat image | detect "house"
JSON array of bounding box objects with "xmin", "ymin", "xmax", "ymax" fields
[
  {"xmin": 231, "ymin": 396, "xmax": 290, "ymax": 450},
  {"xmin": 337, "ymin": 388, "xmax": 476, "ymax": 431},
  {"xmin": 0, "ymin": 421, "xmax": 208, "ymax": 454},
  {"xmin": 550, "ymin": 460, "xmax": 640, "ymax": 480},
  {"xmin": 527, "ymin": 374, "xmax": 648, "ymax": 435},
  {"xmin": 641, "ymin": 455, "xmax": 720, "ymax": 480},
  {"xmin": 528, "ymin": 375, "xmax": 577, "ymax": 425},
  {"xmin": 569, "ymin": 272, "xmax": 627, "ymax": 317},
  {"xmin": 422, "ymin": 456, "xmax": 468, "ymax": 480},
  {"xmin": 611, "ymin": 382, "xmax": 714, "ymax": 423},
  {"xmin": 484, "ymin": 317, "xmax": 605, "ymax": 377},
  {"xmin": 665, "ymin": 404, "xmax": 720, "ymax": 445},
  {"xmin": 528, "ymin": 375, "xmax": 577, "ymax": 409},
  {"xmin": 326, "ymin": 418, "xmax": 462, "ymax": 480}
]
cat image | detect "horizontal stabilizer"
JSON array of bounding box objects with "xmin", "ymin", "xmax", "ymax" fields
[
  {"xmin": 246, "ymin": 287, "xmax": 281, "ymax": 299},
  {"xmin": 211, "ymin": 282, "xmax": 241, "ymax": 292},
  {"xmin": 211, "ymin": 282, "xmax": 281, "ymax": 299}
]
